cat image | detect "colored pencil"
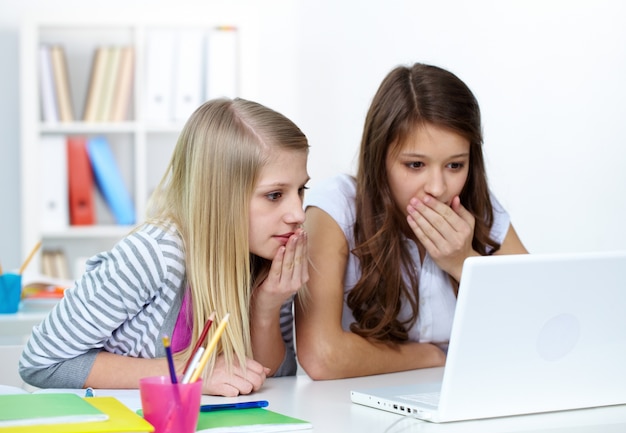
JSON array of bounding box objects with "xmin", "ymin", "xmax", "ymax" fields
[
  {"xmin": 181, "ymin": 346, "xmax": 205, "ymax": 384},
  {"xmin": 162, "ymin": 335, "xmax": 178, "ymax": 384},
  {"xmin": 189, "ymin": 313, "xmax": 230, "ymax": 383},
  {"xmin": 19, "ymin": 241, "xmax": 42, "ymax": 274},
  {"xmin": 182, "ymin": 311, "xmax": 215, "ymax": 374}
]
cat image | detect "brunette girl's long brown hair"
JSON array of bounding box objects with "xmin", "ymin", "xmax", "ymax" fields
[{"xmin": 347, "ymin": 63, "xmax": 500, "ymax": 342}]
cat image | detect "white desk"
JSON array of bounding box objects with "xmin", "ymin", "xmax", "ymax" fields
[{"xmin": 38, "ymin": 368, "xmax": 626, "ymax": 433}]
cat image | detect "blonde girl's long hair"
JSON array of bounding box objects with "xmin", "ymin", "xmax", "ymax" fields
[{"xmin": 147, "ymin": 98, "xmax": 308, "ymax": 378}]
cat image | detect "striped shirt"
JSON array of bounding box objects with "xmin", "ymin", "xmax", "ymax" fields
[{"xmin": 19, "ymin": 223, "xmax": 296, "ymax": 388}]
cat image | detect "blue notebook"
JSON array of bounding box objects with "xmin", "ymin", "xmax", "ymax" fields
[{"xmin": 86, "ymin": 136, "xmax": 136, "ymax": 225}]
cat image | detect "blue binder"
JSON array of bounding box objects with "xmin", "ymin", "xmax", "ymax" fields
[{"xmin": 86, "ymin": 136, "xmax": 136, "ymax": 225}]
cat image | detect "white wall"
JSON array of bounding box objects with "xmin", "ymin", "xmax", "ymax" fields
[
  {"xmin": 294, "ymin": 0, "xmax": 626, "ymax": 255},
  {"xmin": 1, "ymin": 0, "xmax": 625, "ymax": 269}
]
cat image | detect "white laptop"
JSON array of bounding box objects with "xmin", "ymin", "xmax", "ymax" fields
[{"xmin": 351, "ymin": 251, "xmax": 626, "ymax": 423}]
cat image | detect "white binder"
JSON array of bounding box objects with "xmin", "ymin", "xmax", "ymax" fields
[
  {"xmin": 144, "ymin": 29, "xmax": 176, "ymax": 122},
  {"xmin": 39, "ymin": 135, "xmax": 69, "ymax": 231},
  {"xmin": 173, "ymin": 29, "xmax": 205, "ymax": 122},
  {"xmin": 38, "ymin": 44, "xmax": 58, "ymax": 123}
]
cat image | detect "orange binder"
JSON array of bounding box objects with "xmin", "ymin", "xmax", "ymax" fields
[{"xmin": 67, "ymin": 136, "xmax": 95, "ymax": 225}]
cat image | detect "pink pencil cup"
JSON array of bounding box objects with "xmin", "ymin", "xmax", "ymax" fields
[{"xmin": 139, "ymin": 375, "xmax": 202, "ymax": 433}]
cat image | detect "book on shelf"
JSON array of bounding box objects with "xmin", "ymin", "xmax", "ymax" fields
[
  {"xmin": 39, "ymin": 135, "xmax": 69, "ymax": 231},
  {"xmin": 38, "ymin": 44, "xmax": 58, "ymax": 123},
  {"xmin": 205, "ymin": 26, "xmax": 239, "ymax": 101},
  {"xmin": 0, "ymin": 393, "xmax": 108, "ymax": 428},
  {"xmin": 96, "ymin": 46, "xmax": 121, "ymax": 122},
  {"xmin": 41, "ymin": 249, "xmax": 70, "ymax": 280},
  {"xmin": 86, "ymin": 136, "xmax": 136, "ymax": 225},
  {"xmin": 109, "ymin": 46, "xmax": 135, "ymax": 122},
  {"xmin": 83, "ymin": 47, "xmax": 108, "ymax": 122},
  {"xmin": 67, "ymin": 136, "xmax": 96, "ymax": 225},
  {"xmin": 49, "ymin": 45, "xmax": 75, "ymax": 122}
]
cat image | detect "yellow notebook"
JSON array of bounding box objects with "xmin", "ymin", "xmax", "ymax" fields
[{"xmin": 0, "ymin": 397, "xmax": 154, "ymax": 433}]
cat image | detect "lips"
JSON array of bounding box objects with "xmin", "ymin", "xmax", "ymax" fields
[{"xmin": 274, "ymin": 233, "xmax": 294, "ymax": 244}]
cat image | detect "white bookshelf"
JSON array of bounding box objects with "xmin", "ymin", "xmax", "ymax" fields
[{"xmin": 20, "ymin": 18, "xmax": 245, "ymax": 278}]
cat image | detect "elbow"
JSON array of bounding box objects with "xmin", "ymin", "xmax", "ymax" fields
[
  {"xmin": 296, "ymin": 339, "xmax": 345, "ymax": 381},
  {"xmin": 298, "ymin": 357, "xmax": 329, "ymax": 381},
  {"xmin": 19, "ymin": 362, "xmax": 47, "ymax": 389}
]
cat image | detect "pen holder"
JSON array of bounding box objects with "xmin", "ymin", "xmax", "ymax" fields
[
  {"xmin": 0, "ymin": 273, "xmax": 22, "ymax": 314},
  {"xmin": 139, "ymin": 375, "xmax": 202, "ymax": 433}
]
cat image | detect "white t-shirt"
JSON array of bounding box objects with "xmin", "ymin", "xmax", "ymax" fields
[{"xmin": 304, "ymin": 174, "xmax": 511, "ymax": 345}]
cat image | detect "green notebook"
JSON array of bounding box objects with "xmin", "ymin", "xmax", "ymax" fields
[
  {"xmin": 0, "ymin": 393, "xmax": 108, "ymax": 427},
  {"xmin": 196, "ymin": 407, "xmax": 312, "ymax": 432}
]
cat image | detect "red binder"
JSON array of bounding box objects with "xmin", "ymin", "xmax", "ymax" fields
[{"xmin": 67, "ymin": 136, "xmax": 95, "ymax": 225}]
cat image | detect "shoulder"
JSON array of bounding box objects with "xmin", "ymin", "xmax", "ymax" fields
[
  {"xmin": 305, "ymin": 174, "xmax": 356, "ymax": 230},
  {"xmin": 129, "ymin": 222, "xmax": 183, "ymax": 249},
  {"xmin": 305, "ymin": 174, "xmax": 355, "ymax": 203},
  {"xmin": 487, "ymin": 191, "xmax": 511, "ymax": 244},
  {"xmin": 86, "ymin": 222, "xmax": 185, "ymax": 281}
]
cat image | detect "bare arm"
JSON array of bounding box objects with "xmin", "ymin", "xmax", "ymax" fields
[
  {"xmin": 494, "ymin": 224, "xmax": 528, "ymax": 255},
  {"xmin": 85, "ymin": 351, "xmax": 170, "ymax": 389},
  {"xmin": 249, "ymin": 303, "xmax": 286, "ymax": 376},
  {"xmin": 86, "ymin": 351, "xmax": 268, "ymax": 397},
  {"xmin": 295, "ymin": 207, "xmax": 445, "ymax": 380}
]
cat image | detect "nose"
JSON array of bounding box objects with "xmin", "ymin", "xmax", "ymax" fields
[
  {"xmin": 284, "ymin": 196, "xmax": 306, "ymax": 225},
  {"xmin": 423, "ymin": 169, "xmax": 446, "ymax": 198}
]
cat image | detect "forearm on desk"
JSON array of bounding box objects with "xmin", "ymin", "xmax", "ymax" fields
[
  {"xmin": 85, "ymin": 351, "xmax": 172, "ymax": 389},
  {"xmin": 297, "ymin": 330, "xmax": 446, "ymax": 380}
]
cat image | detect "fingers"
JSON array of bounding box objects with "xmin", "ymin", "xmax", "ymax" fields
[
  {"xmin": 204, "ymin": 357, "xmax": 269, "ymax": 396},
  {"xmin": 266, "ymin": 229, "xmax": 308, "ymax": 293},
  {"xmin": 252, "ymin": 230, "xmax": 308, "ymax": 317},
  {"xmin": 406, "ymin": 195, "xmax": 475, "ymax": 258},
  {"xmin": 450, "ymin": 196, "xmax": 475, "ymax": 224},
  {"xmin": 289, "ymin": 230, "xmax": 309, "ymax": 286},
  {"xmin": 408, "ymin": 196, "xmax": 473, "ymax": 235},
  {"xmin": 299, "ymin": 232, "xmax": 309, "ymax": 286},
  {"xmin": 281, "ymin": 229, "xmax": 308, "ymax": 284},
  {"xmin": 407, "ymin": 197, "xmax": 453, "ymax": 249}
]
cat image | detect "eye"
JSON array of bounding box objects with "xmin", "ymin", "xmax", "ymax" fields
[
  {"xmin": 265, "ymin": 191, "xmax": 283, "ymax": 201},
  {"xmin": 405, "ymin": 161, "xmax": 424, "ymax": 169},
  {"xmin": 447, "ymin": 162, "xmax": 465, "ymax": 170},
  {"xmin": 298, "ymin": 185, "xmax": 309, "ymax": 198}
]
